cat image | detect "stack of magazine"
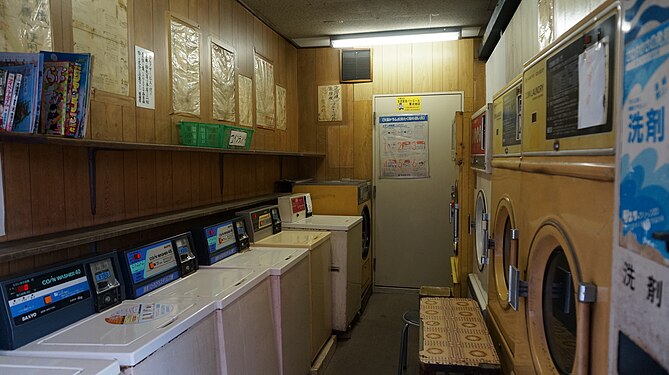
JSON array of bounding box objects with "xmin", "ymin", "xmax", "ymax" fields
[{"xmin": 0, "ymin": 51, "xmax": 93, "ymax": 138}]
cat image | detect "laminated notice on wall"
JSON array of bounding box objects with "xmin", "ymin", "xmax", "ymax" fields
[
  {"xmin": 135, "ymin": 46, "xmax": 155, "ymax": 109},
  {"xmin": 379, "ymin": 114, "xmax": 429, "ymax": 179},
  {"xmin": 170, "ymin": 18, "xmax": 200, "ymax": 115},
  {"xmin": 238, "ymin": 75, "xmax": 253, "ymax": 127},
  {"xmin": 254, "ymin": 53, "xmax": 275, "ymax": 128},
  {"xmin": 578, "ymin": 41, "xmax": 607, "ymax": 129},
  {"xmin": 73, "ymin": 0, "xmax": 129, "ymax": 96},
  {"xmin": 318, "ymin": 84, "xmax": 342, "ymax": 121},
  {"xmin": 610, "ymin": 1, "xmax": 669, "ymax": 372},
  {"xmin": 276, "ymin": 85, "xmax": 286, "ymax": 130},
  {"xmin": 0, "ymin": 0, "xmax": 52, "ymax": 52},
  {"xmin": 211, "ymin": 42, "xmax": 236, "ymax": 122}
]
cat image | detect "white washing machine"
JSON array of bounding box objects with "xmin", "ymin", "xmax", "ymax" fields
[
  {"xmin": 279, "ymin": 193, "xmax": 362, "ymax": 332},
  {"xmin": 468, "ymin": 104, "xmax": 493, "ymax": 314},
  {"xmin": 237, "ymin": 205, "xmax": 333, "ymax": 363},
  {"xmin": 0, "ymin": 235, "xmax": 221, "ymax": 375},
  {"xmin": 0, "ymin": 355, "xmax": 120, "ymax": 375},
  {"xmin": 143, "ymin": 225, "xmax": 280, "ymax": 375},
  {"xmin": 207, "ymin": 245, "xmax": 310, "ymax": 375}
]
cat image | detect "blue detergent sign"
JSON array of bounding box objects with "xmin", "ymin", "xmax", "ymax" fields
[{"xmin": 620, "ymin": 1, "xmax": 669, "ymax": 261}]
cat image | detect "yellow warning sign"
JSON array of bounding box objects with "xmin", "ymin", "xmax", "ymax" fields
[{"xmin": 396, "ymin": 96, "xmax": 421, "ymax": 111}]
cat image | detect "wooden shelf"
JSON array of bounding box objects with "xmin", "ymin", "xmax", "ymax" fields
[
  {"xmin": 0, "ymin": 193, "xmax": 288, "ymax": 263},
  {"xmin": 0, "ymin": 132, "xmax": 325, "ymax": 158}
]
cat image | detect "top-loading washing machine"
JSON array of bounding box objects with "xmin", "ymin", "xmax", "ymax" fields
[
  {"xmin": 487, "ymin": 74, "xmax": 524, "ymax": 374},
  {"xmin": 143, "ymin": 229, "xmax": 279, "ymax": 375},
  {"xmin": 0, "ymin": 245, "xmax": 217, "ymax": 375},
  {"xmin": 292, "ymin": 179, "xmax": 373, "ymax": 307},
  {"xmin": 192, "ymin": 216, "xmax": 311, "ymax": 375},
  {"xmin": 278, "ymin": 193, "xmax": 362, "ymax": 332},
  {"xmin": 468, "ymin": 104, "xmax": 493, "ymax": 316},
  {"xmin": 236, "ymin": 205, "xmax": 333, "ymax": 364},
  {"xmin": 514, "ymin": 3, "xmax": 620, "ymax": 373},
  {"xmin": 0, "ymin": 356, "xmax": 120, "ymax": 375}
]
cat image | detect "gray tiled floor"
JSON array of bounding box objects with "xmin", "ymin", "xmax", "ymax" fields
[{"xmin": 324, "ymin": 292, "xmax": 420, "ymax": 375}]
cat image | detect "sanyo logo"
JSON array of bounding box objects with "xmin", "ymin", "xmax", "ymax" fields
[{"xmin": 22, "ymin": 312, "xmax": 37, "ymax": 322}]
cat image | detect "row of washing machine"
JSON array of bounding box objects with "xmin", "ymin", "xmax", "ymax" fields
[
  {"xmin": 461, "ymin": 2, "xmax": 624, "ymax": 374},
  {"xmin": 0, "ymin": 196, "xmax": 364, "ymax": 375}
]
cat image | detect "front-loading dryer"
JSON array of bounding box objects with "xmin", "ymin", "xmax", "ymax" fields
[
  {"xmin": 514, "ymin": 3, "xmax": 620, "ymax": 374},
  {"xmin": 469, "ymin": 104, "xmax": 493, "ymax": 315},
  {"xmin": 487, "ymin": 74, "xmax": 523, "ymax": 374}
]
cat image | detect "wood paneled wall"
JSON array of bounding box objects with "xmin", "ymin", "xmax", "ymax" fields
[
  {"xmin": 297, "ymin": 40, "xmax": 486, "ymax": 181},
  {"xmin": 0, "ymin": 0, "xmax": 303, "ymax": 275}
]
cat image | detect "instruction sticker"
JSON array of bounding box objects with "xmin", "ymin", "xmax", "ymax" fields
[
  {"xmin": 396, "ymin": 96, "xmax": 421, "ymax": 111},
  {"xmin": 105, "ymin": 303, "xmax": 174, "ymax": 325}
]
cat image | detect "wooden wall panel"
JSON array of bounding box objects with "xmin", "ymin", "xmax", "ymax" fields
[
  {"xmin": 3, "ymin": 144, "xmax": 33, "ymax": 240},
  {"xmin": 29, "ymin": 145, "xmax": 66, "ymax": 236},
  {"xmin": 297, "ymin": 40, "xmax": 485, "ymax": 182}
]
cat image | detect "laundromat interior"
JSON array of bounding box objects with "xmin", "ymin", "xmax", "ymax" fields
[{"xmin": 0, "ymin": 0, "xmax": 667, "ymax": 374}]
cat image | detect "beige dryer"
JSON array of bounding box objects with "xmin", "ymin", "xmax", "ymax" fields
[
  {"xmin": 469, "ymin": 104, "xmax": 494, "ymax": 313},
  {"xmin": 513, "ymin": 3, "xmax": 620, "ymax": 374},
  {"xmin": 488, "ymin": 75, "xmax": 524, "ymax": 374}
]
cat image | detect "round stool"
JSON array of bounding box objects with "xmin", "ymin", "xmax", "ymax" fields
[{"xmin": 398, "ymin": 309, "xmax": 420, "ymax": 375}]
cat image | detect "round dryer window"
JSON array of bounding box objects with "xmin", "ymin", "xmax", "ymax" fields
[
  {"xmin": 542, "ymin": 247, "xmax": 576, "ymax": 375},
  {"xmin": 492, "ymin": 198, "xmax": 517, "ymax": 306},
  {"xmin": 525, "ymin": 223, "xmax": 587, "ymax": 375},
  {"xmin": 474, "ymin": 191, "xmax": 488, "ymax": 271}
]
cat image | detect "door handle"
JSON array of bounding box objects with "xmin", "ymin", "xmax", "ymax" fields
[{"xmin": 575, "ymin": 283, "xmax": 596, "ymax": 375}]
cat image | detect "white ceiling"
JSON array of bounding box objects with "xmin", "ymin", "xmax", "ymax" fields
[{"xmin": 239, "ymin": 0, "xmax": 496, "ymax": 46}]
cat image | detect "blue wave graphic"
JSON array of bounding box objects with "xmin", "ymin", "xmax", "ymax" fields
[
  {"xmin": 620, "ymin": 148, "xmax": 669, "ymax": 258},
  {"xmin": 624, "ymin": 0, "xmax": 647, "ymax": 22},
  {"xmin": 625, "ymin": 5, "xmax": 669, "ymax": 43},
  {"xmin": 623, "ymin": 54, "xmax": 669, "ymax": 103}
]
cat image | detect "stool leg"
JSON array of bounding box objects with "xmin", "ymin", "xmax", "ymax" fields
[{"xmin": 398, "ymin": 323, "xmax": 409, "ymax": 375}]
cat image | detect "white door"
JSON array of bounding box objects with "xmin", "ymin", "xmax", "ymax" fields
[{"xmin": 373, "ymin": 93, "xmax": 462, "ymax": 288}]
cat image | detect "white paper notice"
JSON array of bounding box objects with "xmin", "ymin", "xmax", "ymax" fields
[
  {"xmin": 578, "ymin": 42, "xmax": 607, "ymax": 129},
  {"xmin": 0, "ymin": 152, "xmax": 5, "ymax": 236},
  {"xmin": 135, "ymin": 46, "xmax": 155, "ymax": 109},
  {"xmin": 379, "ymin": 114, "xmax": 429, "ymax": 179}
]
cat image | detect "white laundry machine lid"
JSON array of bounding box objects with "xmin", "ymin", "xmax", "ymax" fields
[
  {"xmin": 282, "ymin": 215, "xmax": 362, "ymax": 231},
  {"xmin": 7, "ymin": 296, "xmax": 216, "ymax": 366},
  {"xmin": 253, "ymin": 231, "xmax": 330, "ymax": 249},
  {"xmin": 204, "ymin": 248, "xmax": 309, "ymax": 275},
  {"xmin": 0, "ymin": 356, "xmax": 120, "ymax": 375},
  {"xmin": 146, "ymin": 268, "xmax": 267, "ymax": 309}
]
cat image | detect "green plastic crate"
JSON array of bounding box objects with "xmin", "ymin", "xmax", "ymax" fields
[
  {"xmin": 221, "ymin": 125, "xmax": 254, "ymax": 150},
  {"xmin": 178, "ymin": 122, "xmax": 199, "ymax": 146},
  {"xmin": 197, "ymin": 123, "xmax": 225, "ymax": 148}
]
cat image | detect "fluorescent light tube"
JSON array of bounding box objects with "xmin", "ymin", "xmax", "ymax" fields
[{"xmin": 331, "ymin": 29, "xmax": 460, "ymax": 48}]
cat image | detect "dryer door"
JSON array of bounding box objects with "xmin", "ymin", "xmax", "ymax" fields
[
  {"xmin": 361, "ymin": 204, "xmax": 371, "ymax": 261},
  {"xmin": 474, "ymin": 190, "xmax": 490, "ymax": 272},
  {"xmin": 525, "ymin": 223, "xmax": 595, "ymax": 375},
  {"xmin": 492, "ymin": 197, "xmax": 518, "ymax": 307}
]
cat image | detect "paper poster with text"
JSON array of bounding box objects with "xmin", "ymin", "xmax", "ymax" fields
[
  {"xmin": 379, "ymin": 114, "xmax": 429, "ymax": 179},
  {"xmin": 610, "ymin": 1, "xmax": 669, "ymax": 372}
]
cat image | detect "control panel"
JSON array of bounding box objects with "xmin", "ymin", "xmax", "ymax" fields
[
  {"xmin": 471, "ymin": 104, "xmax": 493, "ymax": 173},
  {"xmin": 119, "ymin": 236, "xmax": 182, "ymax": 299},
  {"xmin": 173, "ymin": 234, "xmax": 198, "ymax": 277},
  {"xmin": 237, "ymin": 205, "xmax": 280, "ymax": 242},
  {"xmin": 233, "ymin": 217, "xmax": 250, "ymax": 251},
  {"xmin": 278, "ymin": 194, "xmax": 307, "ymax": 223},
  {"xmin": 194, "ymin": 218, "xmax": 241, "ymax": 265},
  {"xmin": 86, "ymin": 253, "xmax": 124, "ymax": 312},
  {"xmin": 0, "ymin": 260, "xmax": 96, "ymax": 349},
  {"xmin": 269, "ymin": 206, "xmax": 282, "ymax": 233}
]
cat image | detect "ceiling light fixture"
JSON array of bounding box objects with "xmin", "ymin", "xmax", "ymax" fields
[{"xmin": 331, "ymin": 28, "xmax": 460, "ymax": 48}]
